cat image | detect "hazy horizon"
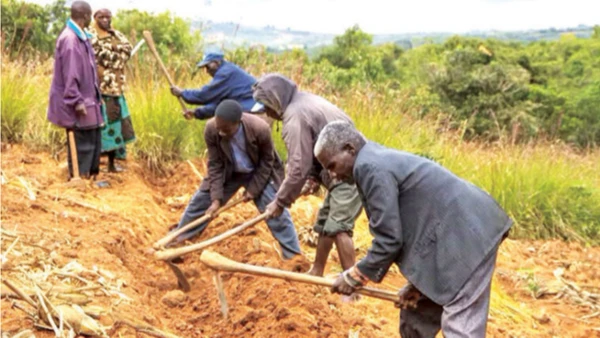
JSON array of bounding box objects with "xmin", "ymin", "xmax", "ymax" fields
[{"xmin": 27, "ymin": 0, "xmax": 599, "ymax": 35}]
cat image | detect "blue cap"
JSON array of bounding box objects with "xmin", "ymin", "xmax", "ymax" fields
[
  {"xmin": 196, "ymin": 53, "xmax": 224, "ymax": 68},
  {"xmin": 250, "ymin": 102, "xmax": 265, "ymax": 113}
]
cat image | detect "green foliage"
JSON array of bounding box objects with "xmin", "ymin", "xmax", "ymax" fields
[
  {"xmin": 127, "ymin": 80, "xmax": 207, "ymax": 174},
  {"xmin": 593, "ymin": 25, "xmax": 600, "ymax": 39},
  {"xmin": 1, "ymin": 57, "xmax": 65, "ymax": 150},
  {"xmin": 113, "ymin": 9, "xmax": 202, "ymax": 59},
  {"xmin": 1, "ymin": 6, "xmax": 599, "ymax": 242},
  {"xmin": 318, "ymin": 25, "xmax": 373, "ymax": 69},
  {"xmin": 1, "ymin": 0, "xmax": 68, "ymax": 57},
  {"xmin": 311, "ymin": 28, "xmax": 595, "ymax": 146},
  {"xmin": 0, "ymin": 0, "xmax": 201, "ymax": 61},
  {"xmin": 383, "ymin": 34, "xmax": 600, "ymax": 146},
  {"xmin": 561, "ymin": 81, "xmax": 600, "ymax": 146},
  {"xmin": 0, "ymin": 62, "xmax": 34, "ymax": 142},
  {"xmin": 524, "ymin": 35, "xmax": 600, "ymax": 146},
  {"xmin": 428, "ymin": 47, "xmax": 535, "ymax": 140},
  {"xmin": 304, "ymin": 86, "xmax": 600, "ymax": 243},
  {"xmin": 315, "ymin": 26, "xmax": 403, "ymax": 87}
]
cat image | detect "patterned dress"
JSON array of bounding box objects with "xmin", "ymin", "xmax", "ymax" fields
[{"xmin": 89, "ymin": 25, "xmax": 135, "ymax": 159}]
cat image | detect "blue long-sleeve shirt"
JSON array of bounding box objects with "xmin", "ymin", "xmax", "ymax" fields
[{"xmin": 181, "ymin": 61, "xmax": 257, "ymax": 119}]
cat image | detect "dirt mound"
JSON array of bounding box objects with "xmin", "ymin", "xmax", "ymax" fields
[{"xmin": 2, "ymin": 144, "xmax": 599, "ymax": 337}]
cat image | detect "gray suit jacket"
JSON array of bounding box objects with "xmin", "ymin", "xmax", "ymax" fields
[{"xmin": 354, "ymin": 142, "xmax": 512, "ymax": 305}]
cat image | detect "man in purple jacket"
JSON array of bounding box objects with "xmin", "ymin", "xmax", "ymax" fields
[{"xmin": 47, "ymin": 1, "xmax": 103, "ymax": 180}]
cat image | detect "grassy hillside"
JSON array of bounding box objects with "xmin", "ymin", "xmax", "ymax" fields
[{"xmin": 2, "ymin": 54, "xmax": 598, "ymax": 243}]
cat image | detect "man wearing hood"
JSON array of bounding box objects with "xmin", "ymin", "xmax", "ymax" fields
[
  {"xmin": 170, "ymin": 53, "xmax": 258, "ymax": 120},
  {"xmin": 252, "ymin": 73, "xmax": 363, "ymax": 280}
]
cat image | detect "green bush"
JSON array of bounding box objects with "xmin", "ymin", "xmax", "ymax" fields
[{"xmin": 1, "ymin": 0, "xmax": 69, "ymax": 58}]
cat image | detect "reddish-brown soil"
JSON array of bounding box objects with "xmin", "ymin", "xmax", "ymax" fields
[{"xmin": 1, "ymin": 144, "xmax": 599, "ymax": 337}]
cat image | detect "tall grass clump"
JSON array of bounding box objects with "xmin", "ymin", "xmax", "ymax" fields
[
  {"xmin": 1, "ymin": 56, "xmax": 65, "ymax": 152},
  {"xmin": 1, "ymin": 58, "xmax": 46, "ymax": 143},
  {"xmin": 124, "ymin": 55, "xmax": 213, "ymax": 173},
  {"xmin": 127, "ymin": 77, "xmax": 207, "ymax": 174},
  {"xmin": 437, "ymin": 143, "xmax": 600, "ymax": 242}
]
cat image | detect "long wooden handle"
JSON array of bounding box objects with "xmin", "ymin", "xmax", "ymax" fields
[
  {"xmin": 153, "ymin": 197, "xmax": 245, "ymax": 249},
  {"xmin": 142, "ymin": 30, "xmax": 188, "ymax": 113},
  {"xmin": 154, "ymin": 213, "xmax": 268, "ymax": 261},
  {"xmin": 68, "ymin": 130, "xmax": 80, "ymax": 179},
  {"xmin": 200, "ymin": 251, "xmax": 399, "ymax": 303}
]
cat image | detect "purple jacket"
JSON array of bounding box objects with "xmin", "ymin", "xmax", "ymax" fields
[{"xmin": 47, "ymin": 20, "xmax": 103, "ymax": 129}]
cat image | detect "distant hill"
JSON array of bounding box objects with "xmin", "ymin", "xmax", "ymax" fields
[
  {"xmin": 192, "ymin": 20, "xmax": 335, "ymax": 53},
  {"xmin": 191, "ymin": 20, "xmax": 595, "ymax": 54}
]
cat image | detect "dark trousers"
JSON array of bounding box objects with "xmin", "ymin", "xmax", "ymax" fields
[
  {"xmin": 399, "ymin": 241, "xmax": 501, "ymax": 338},
  {"xmin": 66, "ymin": 128, "xmax": 101, "ymax": 178}
]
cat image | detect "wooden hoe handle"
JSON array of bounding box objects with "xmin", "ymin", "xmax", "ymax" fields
[
  {"xmin": 68, "ymin": 130, "xmax": 80, "ymax": 179},
  {"xmin": 142, "ymin": 30, "xmax": 188, "ymax": 114},
  {"xmin": 154, "ymin": 212, "xmax": 268, "ymax": 261},
  {"xmin": 153, "ymin": 197, "xmax": 245, "ymax": 249},
  {"xmin": 199, "ymin": 250, "xmax": 399, "ymax": 303}
]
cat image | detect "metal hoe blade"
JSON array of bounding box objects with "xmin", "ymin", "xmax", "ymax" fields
[{"xmin": 165, "ymin": 260, "xmax": 191, "ymax": 292}]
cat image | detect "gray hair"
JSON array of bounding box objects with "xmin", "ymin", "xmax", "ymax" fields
[{"xmin": 314, "ymin": 121, "xmax": 366, "ymax": 158}]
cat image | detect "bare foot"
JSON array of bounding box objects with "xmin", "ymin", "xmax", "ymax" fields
[{"xmin": 307, "ymin": 266, "xmax": 324, "ymax": 277}]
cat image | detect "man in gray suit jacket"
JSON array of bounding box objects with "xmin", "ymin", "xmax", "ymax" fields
[{"xmin": 314, "ymin": 121, "xmax": 512, "ymax": 337}]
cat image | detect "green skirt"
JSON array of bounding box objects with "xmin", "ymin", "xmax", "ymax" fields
[{"xmin": 101, "ymin": 95, "xmax": 135, "ymax": 159}]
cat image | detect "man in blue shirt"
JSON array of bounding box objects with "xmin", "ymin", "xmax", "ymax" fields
[
  {"xmin": 170, "ymin": 53, "xmax": 258, "ymax": 120},
  {"xmin": 172, "ymin": 99, "xmax": 302, "ymax": 260}
]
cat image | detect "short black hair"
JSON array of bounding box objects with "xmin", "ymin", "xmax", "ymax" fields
[{"xmin": 215, "ymin": 100, "xmax": 243, "ymax": 123}]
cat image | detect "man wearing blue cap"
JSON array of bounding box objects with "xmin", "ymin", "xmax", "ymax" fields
[
  {"xmin": 170, "ymin": 53, "xmax": 258, "ymax": 120},
  {"xmin": 172, "ymin": 99, "xmax": 302, "ymax": 260}
]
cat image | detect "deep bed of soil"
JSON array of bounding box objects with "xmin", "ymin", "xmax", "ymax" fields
[{"xmin": 1, "ymin": 144, "xmax": 599, "ymax": 337}]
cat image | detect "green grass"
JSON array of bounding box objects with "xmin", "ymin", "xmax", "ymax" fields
[
  {"xmin": 1, "ymin": 57, "xmax": 65, "ymax": 153},
  {"xmin": 1, "ymin": 55, "xmax": 599, "ymax": 242},
  {"xmin": 438, "ymin": 143, "xmax": 600, "ymax": 241},
  {"xmin": 126, "ymin": 78, "xmax": 206, "ymax": 174},
  {"xmin": 340, "ymin": 88, "xmax": 600, "ymax": 243},
  {"xmin": 1, "ymin": 59, "xmax": 44, "ymax": 143}
]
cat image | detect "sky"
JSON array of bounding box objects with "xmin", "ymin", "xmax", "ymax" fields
[{"xmin": 29, "ymin": 0, "xmax": 599, "ymax": 34}]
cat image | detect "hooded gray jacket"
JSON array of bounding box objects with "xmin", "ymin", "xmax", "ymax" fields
[{"xmin": 253, "ymin": 74, "xmax": 353, "ymax": 207}]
